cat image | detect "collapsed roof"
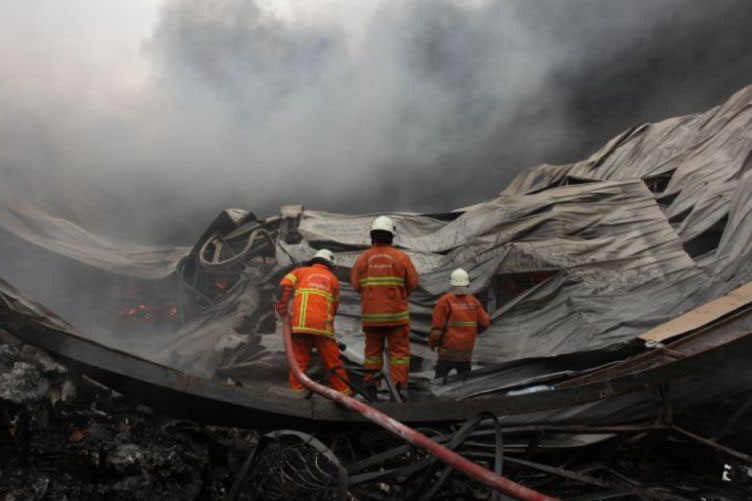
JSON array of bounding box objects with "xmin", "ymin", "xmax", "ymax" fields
[{"xmin": 1, "ymin": 85, "xmax": 752, "ymax": 402}]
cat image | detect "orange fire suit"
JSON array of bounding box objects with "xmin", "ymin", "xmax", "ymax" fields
[
  {"xmin": 276, "ymin": 263, "xmax": 350, "ymax": 394},
  {"xmin": 351, "ymin": 243, "xmax": 419, "ymax": 386},
  {"xmin": 429, "ymin": 292, "xmax": 490, "ymax": 362}
]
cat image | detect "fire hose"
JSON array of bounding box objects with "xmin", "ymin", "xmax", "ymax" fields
[{"xmin": 282, "ymin": 318, "xmax": 561, "ymax": 501}]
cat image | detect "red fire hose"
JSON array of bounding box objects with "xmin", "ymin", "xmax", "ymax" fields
[{"xmin": 282, "ymin": 318, "xmax": 561, "ymax": 501}]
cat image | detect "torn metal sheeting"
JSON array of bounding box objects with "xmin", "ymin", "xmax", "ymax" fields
[{"xmin": 0, "ymin": 85, "xmax": 752, "ymax": 426}]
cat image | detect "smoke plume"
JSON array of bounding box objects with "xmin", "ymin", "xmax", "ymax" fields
[{"xmin": 1, "ymin": 0, "xmax": 752, "ymax": 244}]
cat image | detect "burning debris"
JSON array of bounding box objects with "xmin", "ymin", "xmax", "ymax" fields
[{"xmin": 117, "ymin": 287, "xmax": 178, "ymax": 325}]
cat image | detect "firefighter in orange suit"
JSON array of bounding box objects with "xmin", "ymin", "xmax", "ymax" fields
[
  {"xmin": 351, "ymin": 216, "xmax": 419, "ymax": 392},
  {"xmin": 276, "ymin": 249, "xmax": 350, "ymax": 394},
  {"xmin": 429, "ymin": 268, "xmax": 490, "ymax": 379}
]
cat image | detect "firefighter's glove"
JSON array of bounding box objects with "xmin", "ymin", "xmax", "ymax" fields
[
  {"xmin": 428, "ymin": 331, "xmax": 439, "ymax": 351},
  {"xmin": 428, "ymin": 328, "xmax": 443, "ymax": 351},
  {"xmin": 274, "ymin": 302, "xmax": 288, "ymax": 319},
  {"xmin": 275, "ymin": 285, "xmax": 293, "ymax": 319}
]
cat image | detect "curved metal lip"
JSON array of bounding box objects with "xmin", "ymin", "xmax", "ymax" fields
[{"xmin": 12, "ymin": 320, "xmax": 752, "ymax": 430}]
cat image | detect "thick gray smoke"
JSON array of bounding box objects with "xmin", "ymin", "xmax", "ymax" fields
[{"xmin": 1, "ymin": 0, "xmax": 752, "ymax": 244}]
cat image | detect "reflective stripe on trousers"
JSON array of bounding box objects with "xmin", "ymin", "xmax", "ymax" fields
[{"xmin": 389, "ymin": 355, "xmax": 409, "ymax": 366}]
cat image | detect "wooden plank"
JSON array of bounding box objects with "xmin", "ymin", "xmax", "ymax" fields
[{"xmin": 639, "ymin": 281, "xmax": 752, "ymax": 342}]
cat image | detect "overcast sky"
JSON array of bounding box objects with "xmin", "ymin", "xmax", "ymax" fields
[{"xmin": 1, "ymin": 1, "xmax": 752, "ymax": 244}]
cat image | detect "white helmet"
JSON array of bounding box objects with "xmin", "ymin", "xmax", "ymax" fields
[
  {"xmin": 450, "ymin": 268, "xmax": 470, "ymax": 287},
  {"xmin": 370, "ymin": 215, "xmax": 395, "ymax": 235},
  {"xmin": 312, "ymin": 248, "xmax": 335, "ymax": 266}
]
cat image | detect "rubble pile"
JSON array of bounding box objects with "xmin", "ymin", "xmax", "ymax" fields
[
  {"xmin": 2, "ymin": 334, "xmax": 751, "ymax": 500},
  {"xmin": 0, "ymin": 336, "xmax": 257, "ymax": 501}
]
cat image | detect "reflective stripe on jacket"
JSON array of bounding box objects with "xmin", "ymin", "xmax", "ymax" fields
[
  {"xmin": 350, "ymin": 243, "xmax": 419, "ymax": 327},
  {"xmin": 279, "ymin": 263, "xmax": 340, "ymax": 337},
  {"xmin": 429, "ymin": 293, "xmax": 490, "ymax": 362}
]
